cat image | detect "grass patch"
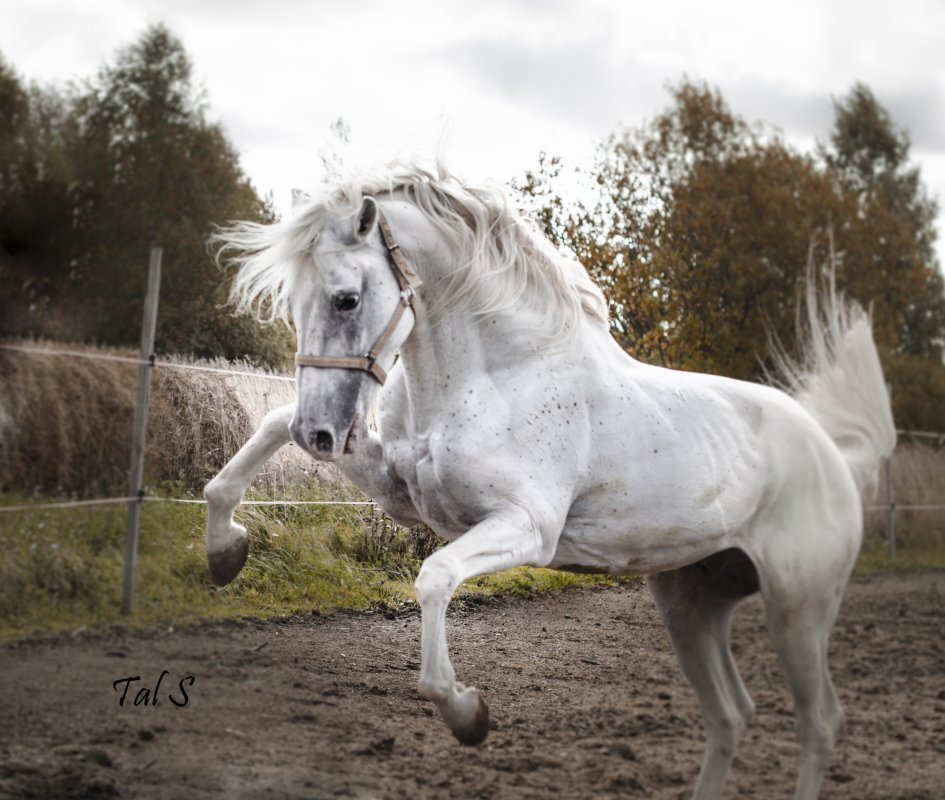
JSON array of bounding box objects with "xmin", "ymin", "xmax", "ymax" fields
[
  {"xmin": 855, "ymin": 514, "xmax": 945, "ymax": 574},
  {"xmin": 7, "ymin": 479, "xmax": 937, "ymax": 641},
  {"xmin": 0, "ymin": 488, "xmax": 411, "ymax": 640},
  {"xmin": 461, "ymin": 567, "xmax": 621, "ymax": 598},
  {"xmin": 0, "ymin": 488, "xmax": 621, "ymax": 642}
]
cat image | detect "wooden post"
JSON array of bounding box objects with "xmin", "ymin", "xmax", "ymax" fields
[
  {"xmin": 122, "ymin": 247, "xmax": 162, "ymax": 615},
  {"xmin": 886, "ymin": 381, "xmax": 895, "ymax": 560}
]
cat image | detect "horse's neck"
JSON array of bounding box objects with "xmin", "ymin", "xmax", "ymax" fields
[
  {"xmin": 398, "ymin": 310, "xmax": 487, "ymax": 418},
  {"xmin": 386, "ymin": 200, "xmax": 562, "ymax": 421},
  {"xmin": 398, "ymin": 300, "xmax": 579, "ymax": 430},
  {"xmin": 386, "ymin": 204, "xmax": 481, "ymax": 416}
]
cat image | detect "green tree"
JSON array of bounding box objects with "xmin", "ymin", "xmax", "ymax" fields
[
  {"xmin": 1, "ymin": 26, "xmax": 292, "ymax": 368},
  {"xmin": 0, "ymin": 58, "xmax": 77, "ymax": 335},
  {"xmin": 68, "ymin": 24, "xmax": 290, "ymax": 364},
  {"xmin": 0, "ymin": 53, "xmax": 31, "ymax": 282},
  {"xmin": 822, "ymin": 83, "xmax": 944, "ymax": 358},
  {"xmin": 824, "ymin": 83, "xmax": 937, "ymax": 256},
  {"xmin": 0, "ymin": 54, "xmax": 28, "ymax": 224}
]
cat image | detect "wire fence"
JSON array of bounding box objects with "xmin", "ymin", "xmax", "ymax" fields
[
  {"xmin": 0, "ymin": 342, "xmax": 295, "ymax": 383},
  {"xmin": 0, "ymin": 496, "xmax": 378, "ymax": 514},
  {"xmin": 0, "ymin": 340, "xmax": 369, "ymax": 514},
  {"xmin": 2, "ymin": 340, "xmax": 943, "ymax": 544},
  {"xmin": 3, "ymin": 339, "xmax": 945, "ymax": 516}
]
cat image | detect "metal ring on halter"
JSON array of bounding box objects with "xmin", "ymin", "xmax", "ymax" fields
[{"xmin": 295, "ymin": 206, "xmax": 422, "ymax": 386}]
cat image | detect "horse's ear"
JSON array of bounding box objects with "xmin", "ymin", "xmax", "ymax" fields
[
  {"xmin": 356, "ymin": 196, "xmax": 378, "ymax": 239},
  {"xmin": 291, "ymin": 189, "xmax": 311, "ymax": 210}
]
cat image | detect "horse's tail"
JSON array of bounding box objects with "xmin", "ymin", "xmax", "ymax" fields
[{"xmin": 771, "ymin": 265, "xmax": 896, "ymax": 499}]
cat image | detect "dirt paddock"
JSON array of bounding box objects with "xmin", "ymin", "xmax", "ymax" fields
[{"xmin": 2, "ymin": 571, "xmax": 943, "ymax": 799}]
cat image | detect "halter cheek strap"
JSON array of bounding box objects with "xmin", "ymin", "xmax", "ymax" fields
[{"xmin": 294, "ymin": 207, "xmax": 423, "ymax": 385}]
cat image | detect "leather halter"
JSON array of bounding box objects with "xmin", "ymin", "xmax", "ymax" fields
[{"xmin": 294, "ymin": 208, "xmax": 423, "ymax": 385}]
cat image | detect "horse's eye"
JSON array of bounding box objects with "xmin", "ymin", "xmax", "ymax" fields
[{"xmin": 333, "ymin": 292, "xmax": 360, "ymax": 312}]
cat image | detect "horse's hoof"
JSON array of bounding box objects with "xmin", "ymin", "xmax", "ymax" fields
[
  {"xmin": 452, "ymin": 694, "xmax": 490, "ymax": 746},
  {"xmin": 208, "ymin": 537, "xmax": 249, "ymax": 586}
]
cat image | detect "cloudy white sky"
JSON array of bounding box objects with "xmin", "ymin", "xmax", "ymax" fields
[{"xmin": 3, "ymin": 0, "xmax": 945, "ymax": 251}]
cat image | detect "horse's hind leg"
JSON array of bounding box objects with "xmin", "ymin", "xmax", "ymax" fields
[
  {"xmin": 763, "ymin": 575, "xmax": 846, "ymax": 800},
  {"xmin": 648, "ymin": 548, "xmax": 759, "ymax": 800}
]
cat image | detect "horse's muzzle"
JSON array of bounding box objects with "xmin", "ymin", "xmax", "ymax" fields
[{"xmin": 290, "ymin": 415, "xmax": 360, "ymax": 460}]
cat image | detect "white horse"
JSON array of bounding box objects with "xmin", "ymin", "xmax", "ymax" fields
[{"xmin": 204, "ymin": 163, "xmax": 895, "ymax": 800}]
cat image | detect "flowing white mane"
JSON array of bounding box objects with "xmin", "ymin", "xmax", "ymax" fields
[{"xmin": 212, "ymin": 162, "xmax": 608, "ymax": 339}]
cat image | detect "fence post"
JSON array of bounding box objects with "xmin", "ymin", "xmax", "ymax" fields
[
  {"xmin": 886, "ymin": 381, "xmax": 895, "ymax": 560},
  {"xmin": 885, "ymin": 454, "xmax": 895, "ymax": 560},
  {"xmin": 122, "ymin": 247, "xmax": 162, "ymax": 615}
]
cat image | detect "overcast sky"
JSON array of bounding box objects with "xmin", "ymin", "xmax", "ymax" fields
[{"xmin": 3, "ymin": 0, "xmax": 945, "ymax": 251}]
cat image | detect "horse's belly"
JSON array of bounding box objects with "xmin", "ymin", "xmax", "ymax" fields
[
  {"xmin": 552, "ymin": 476, "xmax": 759, "ymax": 575},
  {"xmin": 551, "ymin": 519, "xmax": 732, "ymax": 575}
]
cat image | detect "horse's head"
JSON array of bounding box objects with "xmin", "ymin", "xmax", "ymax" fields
[{"xmin": 288, "ymin": 195, "xmax": 419, "ymax": 460}]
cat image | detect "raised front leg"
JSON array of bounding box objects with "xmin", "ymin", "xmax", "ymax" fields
[
  {"xmin": 414, "ymin": 508, "xmax": 557, "ymax": 745},
  {"xmin": 204, "ymin": 403, "xmax": 294, "ymax": 585}
]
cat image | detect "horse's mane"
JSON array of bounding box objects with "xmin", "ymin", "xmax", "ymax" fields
[{"xmin": 212, "ymin": 161, "xmax": 608, "ymax": 341}]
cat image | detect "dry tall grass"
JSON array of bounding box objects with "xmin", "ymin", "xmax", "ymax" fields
[
  {"xmin": 0, "ymin": 341, "xmax": 346, "ymax": 497},
  {"xmin": 864, "ymin": 441, "xmax": 945, "ymax": 544}
]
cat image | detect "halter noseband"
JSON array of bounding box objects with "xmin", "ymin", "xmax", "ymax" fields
[{"xmin": 294, "ymin": 208, "xmax": 423, "ymax": 385}]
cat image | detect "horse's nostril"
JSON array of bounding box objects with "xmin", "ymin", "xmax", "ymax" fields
[{"xmin": 313, "ymin": 430, "xmax": 334, "ymax": 453}]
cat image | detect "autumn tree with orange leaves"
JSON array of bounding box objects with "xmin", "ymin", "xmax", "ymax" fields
[{"xmin": 518, "ymin": 81, "xmax": 945, "ymax": 431}]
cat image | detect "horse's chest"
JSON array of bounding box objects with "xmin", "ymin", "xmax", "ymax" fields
[{"xmin": 384, "ymin": 432, "xmax": 488, "ymax": 538}]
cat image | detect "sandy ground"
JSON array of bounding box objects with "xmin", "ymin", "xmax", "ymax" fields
[{"xmin": 1, "ymin": 571, "xmax": 943, "ymax": 800}]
